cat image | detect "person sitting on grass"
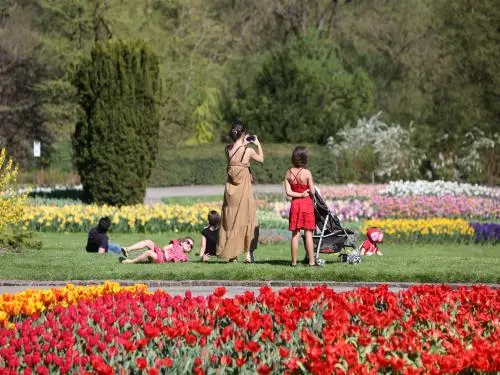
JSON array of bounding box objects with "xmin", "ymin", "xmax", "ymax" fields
[
  {"xmin": 86, "ymin": 216, "xmax": 125, "ymax": 256},
  {"xmin": 119, "ymin": 237, "xmax": 194, "ymax": 264},
  {"xmin": 199, "ymin": 210, "xmax": 221, "ymax": 262}
]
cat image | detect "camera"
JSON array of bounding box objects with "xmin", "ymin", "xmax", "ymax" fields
[{"xmin": 246, "ymin": 135, "xmax": 256, "ymax": 142}]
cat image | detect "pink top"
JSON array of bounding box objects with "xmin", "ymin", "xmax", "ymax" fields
[
  {"xmin": 361, "ymin": 240, "xmax": 379, "ymax": 255},
  {"xmin": 164, "ymin": 240, "xmax": 189, "ymax": 263}
]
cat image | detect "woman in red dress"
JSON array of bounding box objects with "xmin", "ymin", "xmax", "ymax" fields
[{"xmin": 284, "ymin": 146, "xmax": 317, "ymax": 266}]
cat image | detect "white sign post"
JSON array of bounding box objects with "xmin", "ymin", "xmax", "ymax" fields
[
  {"xmin": 33, "ymin": 141, "xmax": 41, "ymax": 157},
  {"xmin": 33, "ymin": 140, "xmax": 43, "ymax": 185}
]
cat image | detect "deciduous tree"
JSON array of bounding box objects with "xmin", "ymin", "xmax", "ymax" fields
[{"xmin": 226, "ymin": 31, "xmax": 373, "ymax": 143}]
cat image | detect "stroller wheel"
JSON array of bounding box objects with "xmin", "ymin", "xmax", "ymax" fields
[{"xmin": 315, "ymin": 258, "xmax": 326, "ymax": 267}]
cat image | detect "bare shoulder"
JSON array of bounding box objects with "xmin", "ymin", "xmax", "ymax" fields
[{"xmin": 303, "ymin": 168, "xmax": 312, "ymax": 176}]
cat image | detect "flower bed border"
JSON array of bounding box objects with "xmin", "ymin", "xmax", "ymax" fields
[{"xmin": 1, "ymin": 279, "xmax": 499, "ymax": 290}]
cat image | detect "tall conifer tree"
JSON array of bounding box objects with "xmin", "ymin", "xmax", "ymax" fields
[{"xmin": 73, "ymin": 39, "xmax": 161, "ymax": 205}]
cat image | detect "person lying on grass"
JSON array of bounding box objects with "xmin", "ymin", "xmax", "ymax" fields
[
  {"xmin": 86, "ymin": 216, "xmax": 124, "ymax": 256},
  {"xmin": 119, "ymin": 237, "xmax": 194, "ymax": 264}
]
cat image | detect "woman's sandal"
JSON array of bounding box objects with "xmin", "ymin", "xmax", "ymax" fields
[
  {"xmin": 307, "ymin": 263, "xmax": 320, "ymax": 267},
  {"xmin": 290, "ymin": 263, "xmax": 297, "ymax": 267}
]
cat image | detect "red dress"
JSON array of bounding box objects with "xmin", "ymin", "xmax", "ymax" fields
[{"xmin": 288, "ymin": 169, "xmax": 316, "ymax": 231}]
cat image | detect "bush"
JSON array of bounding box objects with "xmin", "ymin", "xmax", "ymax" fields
[
  {"xmin": 327, "ymin": 112, "xmax": 421, "ymax": 181},
  {"xmin": 149, "ymin": 143, "xmax": 342, "ymax": 186},
  {"xmin": 0, "ymin": 225, "xmax": 42, "ymax": 252},
  {"xmin": 73, "ymin": 39, "xmax": 161, "ymax": 206},
  {"xmin": 0, "ymin": 148, "xmax": 27, "ymax": 227}
]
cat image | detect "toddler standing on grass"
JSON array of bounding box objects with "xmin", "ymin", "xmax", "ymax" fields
[{"xmin": 284, "ymin": 146, "xmax": 317, "ymax": 267}]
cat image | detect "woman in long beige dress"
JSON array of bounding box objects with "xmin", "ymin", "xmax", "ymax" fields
[{"xmin": 217, "ymin": 120, "xmax": 264, "ymax": 263}]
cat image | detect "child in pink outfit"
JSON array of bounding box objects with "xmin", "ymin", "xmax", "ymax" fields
[
  {"xmin": 360, "ymin": 228, "xmax": 383, "ymax": 256},
  {"xmin": 120, "ymin": 237, "xmax": 194, "ymax": 264},
  {"xmin": 163, "ymin": 240, "xmax": 189, "ymax": 263}
]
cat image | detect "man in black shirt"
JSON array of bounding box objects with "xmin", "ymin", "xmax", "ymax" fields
[{"xmin": 86, "ymin": 216, "xmax": 124, "ymax": 255}]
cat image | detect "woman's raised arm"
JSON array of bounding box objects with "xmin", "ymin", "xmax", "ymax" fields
[{"xmin": 249, "ymin": 136, "xmax": 264, "ymax": 163}]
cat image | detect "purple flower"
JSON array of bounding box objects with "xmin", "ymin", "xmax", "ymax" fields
[{"xmin": 470, "ymin": 222, "xmax": 500, "ymax": 243}]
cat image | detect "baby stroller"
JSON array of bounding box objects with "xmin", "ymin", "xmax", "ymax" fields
[{"xmin": 302, "ymin": 187, "xmax": 358, "ymax": 265}]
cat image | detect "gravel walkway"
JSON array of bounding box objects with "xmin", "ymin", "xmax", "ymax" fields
[
  {"xmin": 145, "ymin": 185, "xmax": 283, "ymax": 204},
  {"xmin": 1, "ymin": 280, "xmax": 498, "ymax": 298}
]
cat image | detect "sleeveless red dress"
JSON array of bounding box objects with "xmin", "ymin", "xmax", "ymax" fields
[{"xmin": 288, "ymin": 169, "xmax": 316, "ymax": 231}]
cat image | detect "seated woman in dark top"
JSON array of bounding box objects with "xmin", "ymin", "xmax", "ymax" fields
[
  {"xmin": 199, "ymin": 210, "xmax": 221, "ymax": 262},
  {"xmin": 86, "ymin": 216, "xmax": 124, "ymax": 256}
]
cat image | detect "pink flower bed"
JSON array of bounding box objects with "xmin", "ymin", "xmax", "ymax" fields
[
  {"xmin": 277, "ymin": 195, "xmax": 499, "ymax": 221},
  {"xmin": 372, "ymin": 195, "xmax": 500, "ymax": 220},
  {"xmin": 318, "ymin": 184, "xmax": 386, "ymax": 199}
]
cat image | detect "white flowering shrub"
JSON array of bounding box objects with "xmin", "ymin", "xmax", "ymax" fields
[
  {"xmin": 429, "ymin": 128, "xmax": 499, "ymax": 182},
  {"xmin": 327, "ymin": 112, "xmax": 421, "ymax": 180},
  {"xmin": 455, "ymin": 129, "xmax": 499, "ymax": 180},
  {"xmin": 380, "ymin": 180, "xmax": 500, "ymax": 198}
]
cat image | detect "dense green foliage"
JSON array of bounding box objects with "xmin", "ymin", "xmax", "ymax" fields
[
  {"xmin": 0, "ymin": 226, "xmax": 42, "ymax": 253},
  {"xmin": 73, "ymin": 39, "xmax": 161, "ymax": 205},
  {"xmin": 225, "ymin": 32, "xmax": 373, "ymax": 143},
  {"xmin": 1, "ymin": 0, "xmax": 498, "ymax": 183},
  {"xmin": 0, "ymin": 7, "xmax": 51, "ymax": 167},
  {"xmin": 149, "ymin": 143, "xmax": 371, "ymax": 186}
]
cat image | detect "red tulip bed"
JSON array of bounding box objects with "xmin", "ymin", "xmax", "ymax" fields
[{"xmin": 1, "ymin": 285, "xmax": 499, "ymax": 374}]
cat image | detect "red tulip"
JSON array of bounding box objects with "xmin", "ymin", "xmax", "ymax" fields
[
  {"xmin": 136, "ymin": 358, "xmax": 147, "ymax": 369},
  {"xmin": 257, "ymin": 363, "xmax": 272, "ymax": 374},
  {"xmin": 213, "ymin": 287, "xmax": 226, "ymax": 298},
  {"xmin": 246, "ymin": 340, "xmax": 261, "ymax": 354},
  {"xmin": 221, "ymin": 355, "xmax": 232, "ymax": 365},
  {"xmin": 279, "ymin": 346, "xmax": 289, "ymax": 358},
  {"xmin": 236, "ymin": 357, "xmax": 247, "ymax": 367},
  {"xmin": 163, "ymin": 358, "xmax": 173, "ymax": 368}
]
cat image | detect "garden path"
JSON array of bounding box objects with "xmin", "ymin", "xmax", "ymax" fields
[
  {"xmin": 1, "ymin": 281, "xmax": 498, "ymax": 297},
  {"xmin": 144, "ymin": 184, "xmax": 283, "ymax": 204}
]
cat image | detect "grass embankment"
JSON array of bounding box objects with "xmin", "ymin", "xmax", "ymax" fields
[{"xmin": 1, "ymin": 233, "xmax": 498, "ymax": 283}]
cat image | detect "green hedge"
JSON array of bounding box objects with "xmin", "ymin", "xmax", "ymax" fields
[{"xmin": 149, "ymin": 143, "xmax": 341, "ymax": 186}]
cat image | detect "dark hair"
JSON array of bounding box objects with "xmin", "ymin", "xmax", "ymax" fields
[
  {"xmin": 171, "ymin": 236, "xmax": 195, "ymax": 252},
  {"xmin": 181, "ymin": 236, "xmax": 194, "ymax": 244},
  {"xmin": 229, "ymin": 120, "xmax": 247, "ymax": 142},
  {"xmin": 207, "ymin": 210, "xmax": 221, "ymax": 228},
  {"xmin": 291, "ymin": 146, "xmax": 308, "ymax": 167},
  {"xmin": 97, "ymin": 216, "xmax": 111, "ymax": 232}
]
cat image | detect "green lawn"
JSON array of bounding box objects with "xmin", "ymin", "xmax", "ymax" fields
[{"xmin": 1, "ymin": 233, "xmax": 499, "ymax": 283}]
